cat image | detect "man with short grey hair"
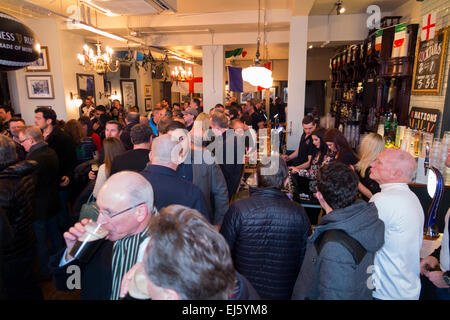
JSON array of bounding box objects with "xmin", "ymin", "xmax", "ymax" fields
[
  {"xmin": 18, "ymin": 126, "xmax": 63, "ymax": 279},
  {"xmin": 140, "ymin": 134, "xmax": 210, "ymax": 221},
  {"xmin": 50, "ymin": 171, "xmax": 156, "ymax": 300},
  {"xmin": 369, "ymin": 148, "xmax": 424, "ymax": 300}
]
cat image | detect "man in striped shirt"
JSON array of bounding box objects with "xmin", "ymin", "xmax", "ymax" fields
[{"xmin": 50, "ymin": 171, "xmax": 155, "ymax": 300}]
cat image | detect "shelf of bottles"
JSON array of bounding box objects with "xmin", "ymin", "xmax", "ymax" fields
[{"xmin": 329, "ymin": 17, "xmax": 419, "ymax": 150}]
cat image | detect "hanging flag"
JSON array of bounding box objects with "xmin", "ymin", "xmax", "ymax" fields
[
  {"xmin": 228, "ymin": 66, "xmax": 243, "ymax": 92},
  {"xmin": 225, "ymin": 48, "xmax": 249, "ymax": 59},
  {"xmin": 392, "ymin": 23, "xmax": 407, "ymax": 58},
  {"xmin": 421, "ymin": 12, "xmax": 436, "ymax": 41},
  {"xmin": 375, "ymin": 29, "xmax": 383, "ymax": 51}
]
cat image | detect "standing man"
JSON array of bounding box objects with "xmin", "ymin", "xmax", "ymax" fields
[
  {"xmin": 209, "ymin": 112, "xmax": 245, "ymax": 201},
  {"xmin": 369, "ymin": 148, "xmax": 424, "ymax": 300},
  {"xmin": 0, "ymin": 106, "xmax": 13, "ymax": 125},
  {"xmin": 140, "ymin": 134, "xmax": 210, "ymax": 221},
  {"xmin": 120, "ymin": 112, "xmax": 140, "ymax": 150},
  {"xmin": 8, "ymin": 117, "xmax": 26, "ymax": 161},
  {"xmin": 190, "ymin": 98, "xmax": 201, "ymax": 113},
  {"xmin": 292, "ymin": 162, "xmax": 384, "ymax": 300},
  {"xmin": 283, "ymin": 115, "xmax": 317, "ymax": 200},
  {"xmin": 49, "ymin": 171, "xmax": 156, "ymax": 300},
  {"xmin": 182, "ymin": 107, "xmax": 198, "ymax": 131},
  {"xmin": 221, "ymin": 158, "xmax": 311, "ymax": 299},
  {"xmin": 110, "ymin": 123, "xmax": 153, "ymax": 175},
  {"xmin": 148, "ymin": 107, "xmax": 166, "ymax": 136},
  {"xmin": 18, "ymin": 126, "xmax": 64, "ymax": 280},
  {"xmin": 34, "ymin": 107, "xmax": 77, "ymax": 232}
]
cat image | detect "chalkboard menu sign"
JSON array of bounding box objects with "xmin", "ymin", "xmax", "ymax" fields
[
  {"xmin": 408, "ymin": 107, "xmax": 440, "ymax": 133},
  {"xmin": 412, "ymin": 28, "xmax": 448, "ymax": 95}
]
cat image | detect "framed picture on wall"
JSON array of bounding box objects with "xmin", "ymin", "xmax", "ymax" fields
[
  {"xmin": 240, "ymin": 92, "xmax": 254, "ymax": 103},
  {"xmin": 104, "ymin": 81, "xmax": 111, "ymax": 96},
  {"xmin": 145, "ymin": 98, "xmax": 152, "ymax": 111},
  {"xmin": 144, "ymin": 85, "xmax": 152, "ymax": 97},
  {"xmin": 120, "ymin": 79, "xmax": 137, "ymax": 109},
  {"xmin": 26, "ymin": 46, "xmax": 50, "ymax": 72},
  {"xmin": 76, "ymin": 74, "xmax": 96, "ymax": 101},
  {"xmin": 26, "ymin": 75, "xmax": 54, "ymax": 99}
]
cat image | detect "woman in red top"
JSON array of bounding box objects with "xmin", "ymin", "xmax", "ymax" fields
[{"xmin": 79, "ymin": 116, "xmax": 101, "ymax": 153}]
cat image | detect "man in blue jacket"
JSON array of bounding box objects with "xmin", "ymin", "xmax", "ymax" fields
[{"xmin": 140, "ymin": 133, "xmax": 210, "ymax": 221}]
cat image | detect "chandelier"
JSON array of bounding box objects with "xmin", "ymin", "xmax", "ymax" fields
[
  {"xmin": 242, "ymin": 0, "xmax": 273, "ymax": 89},
  {"xmin": 171, "ymin": 65, "xmax": 193, "ymax": 83},
  {"xmin": 77, "ymin": 43, "xmax": 119, "ymax": 74}
]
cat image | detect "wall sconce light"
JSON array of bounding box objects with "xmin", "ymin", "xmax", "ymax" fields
[
  {"xmin": 110, "ymin": 90, "xmax": 121, "ymax": 102},
  {"xmin": 70, "ymin": 92, "xmax": 83, "ymax": 108}
]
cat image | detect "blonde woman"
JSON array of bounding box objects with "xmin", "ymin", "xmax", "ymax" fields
[
  {"xmin": 89, "ymin": 137, "xmax": 125, "ymax": 198},
  {"xmin": 355, "ymin": 132, "xmax": 385, "ymax": 200}
]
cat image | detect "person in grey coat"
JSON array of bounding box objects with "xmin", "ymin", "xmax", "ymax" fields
[
  {"xmin": 292, "ymin": 161, "xmax": 384, "ymax": 300},
  {"xmin": 170, "ymin": 123, "xmax": 230, "ymax": 226}
]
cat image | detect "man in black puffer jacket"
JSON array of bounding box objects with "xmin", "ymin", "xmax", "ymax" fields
[
  {"xmin": 0, "ymin": 135, "xmax": 43, "ymax": 299},
  {"xmin": 220, "ymin": 157, "xmax": 311, "ymax": 299}
]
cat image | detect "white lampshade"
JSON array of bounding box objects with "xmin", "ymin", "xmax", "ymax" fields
[{"xmin": 242, "ymin": 65, "xmax": 273, "ymax": 87}]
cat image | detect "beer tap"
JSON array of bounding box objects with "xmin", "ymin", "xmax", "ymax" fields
[{"xmin": 424, "ymin": 142, "xmax": 430, "ymax": 176}]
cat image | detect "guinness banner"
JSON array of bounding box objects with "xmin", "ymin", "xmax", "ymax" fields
[{"xmin": 0, "ymin": 12, "xmax": 40, "ymax": 71}]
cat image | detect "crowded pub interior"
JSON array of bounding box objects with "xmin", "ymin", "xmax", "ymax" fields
[{"xmin": 0, "ymin": 0, "xmax": 449, "ymax": 305}]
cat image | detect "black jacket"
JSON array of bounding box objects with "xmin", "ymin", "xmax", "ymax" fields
[
  {"xmin": 50, "ymin": 241, "xmax": 114, "ymax": 300},
  {"xmin": 213, "ymin": 130, "xmax": 244, "ymax": 200},
  {"xmin": 0, "ymin": 160, "xmax": 37, "ymax": 258},
  {"xmin": 140, "ymin": 164, "xmax": 210, "ymax": 221},
  {"xmin": 220, "ymin": 187, "xmax": 311, "ymax": 299},
  {"xmin": 120, "ymin": 122, "xmax": 138, "ymax": 151},
  {"xmin": 110, "ymin": 148, "xmax": 150, "ymax": 175},
  {"xmin": 0, "ymin": 207, "xmax": 13, "ymax": 299},
  {"xmin": 46, "ymin": 126, "xmax": 77, "ymax": 180},
  {"xmin": 26, "ymin": 143, "xmax": 60, "ymax": 220}
]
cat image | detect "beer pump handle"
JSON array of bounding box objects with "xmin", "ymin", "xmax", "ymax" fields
[{"xmin": 424, "ymin": 142, "xmax": 430, "ymax": 176}]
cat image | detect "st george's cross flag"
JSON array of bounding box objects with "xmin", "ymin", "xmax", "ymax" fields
[{"xmin": 421, "ymin": 12, "xmax": 436, "ymax": 41}]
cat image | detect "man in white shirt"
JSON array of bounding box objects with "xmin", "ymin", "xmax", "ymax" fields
[{"xmin": 369, "ymin": 149, "xmax": 424, "ymax": 300}]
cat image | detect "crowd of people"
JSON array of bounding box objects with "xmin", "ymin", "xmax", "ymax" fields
[{"xmin": 0, "ymin": 97, "xmax": 449, "ymax": 301}]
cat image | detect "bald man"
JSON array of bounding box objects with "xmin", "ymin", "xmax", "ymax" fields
[
  {"xmin": 140, "ymin": 134, "xmax": 210, "ymax": 221},
  {"xmin": 369, "ymin": 149, "xmax": 424, "ymax": 300},
  {"xmin": 50, "ymin": 171, "xmax": 156, "ymax": 300}
]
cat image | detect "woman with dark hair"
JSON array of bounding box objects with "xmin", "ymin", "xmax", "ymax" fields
[
  {"xmin": 292, "ymin": 128, "xmax": 335, "ymax": 194},
  {"xmin": 323, "ymin": 128, "xmax": 359, "ymax": 166},
  {"xmin": 90, "ymin": 137, "xmax": 125, "ymax": 199},
  {"xmin": 78, "ymin": 116, "xmax": 101, "ymax": 152},
  {"xmin": 64, "ymin": 119, "xmax": 98, "ymax": 165}
]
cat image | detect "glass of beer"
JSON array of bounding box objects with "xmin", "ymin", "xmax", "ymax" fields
[
  {"xmin": 91, "ymin": 163, "xmax": 99, "ymax": 175},
  {"xmin": 69, "ymin": 221, "xmax": 108, "ymax": 263}
]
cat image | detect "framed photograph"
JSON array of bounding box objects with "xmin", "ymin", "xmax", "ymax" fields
[
  {"xmin": 76, "ymin": 74, "xmax": 96, "ymax": 101},
  {"xmin": 240, "ymin": 92, "xmax": 254, "ymax": 103},
  {"xmin": 104, "ymin": 81, "xmax": 111, "ymax": 96},
  {"xmin": 120, "ymin": 79, "xmax": 137, "ymax": 109},
  {"xmin": 144, "ymin": 85, "xmax": 152, "ymax": 97},
  {"xmin": 26, "ymin": 46, "xmax": 50, "ymax": 72},
  {"xmin": 145, "ymin": 98, "xmax": 152, "ymax": 111},
  {"xmin": 26, "ymin": 75, "xmax": 54, "ymax": 99}
]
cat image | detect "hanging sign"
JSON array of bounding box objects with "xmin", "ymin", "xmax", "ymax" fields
[
  {"xmin": 412, "ymin": 28, "xmax": 448, "ymax": 95},
  {"xmin": 408, "ymin": 107, "xmax": 440, "ymax": 133},
  {"xmin": 0, "ymin": 12, "xmax": 40, "ymax": 71}
]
